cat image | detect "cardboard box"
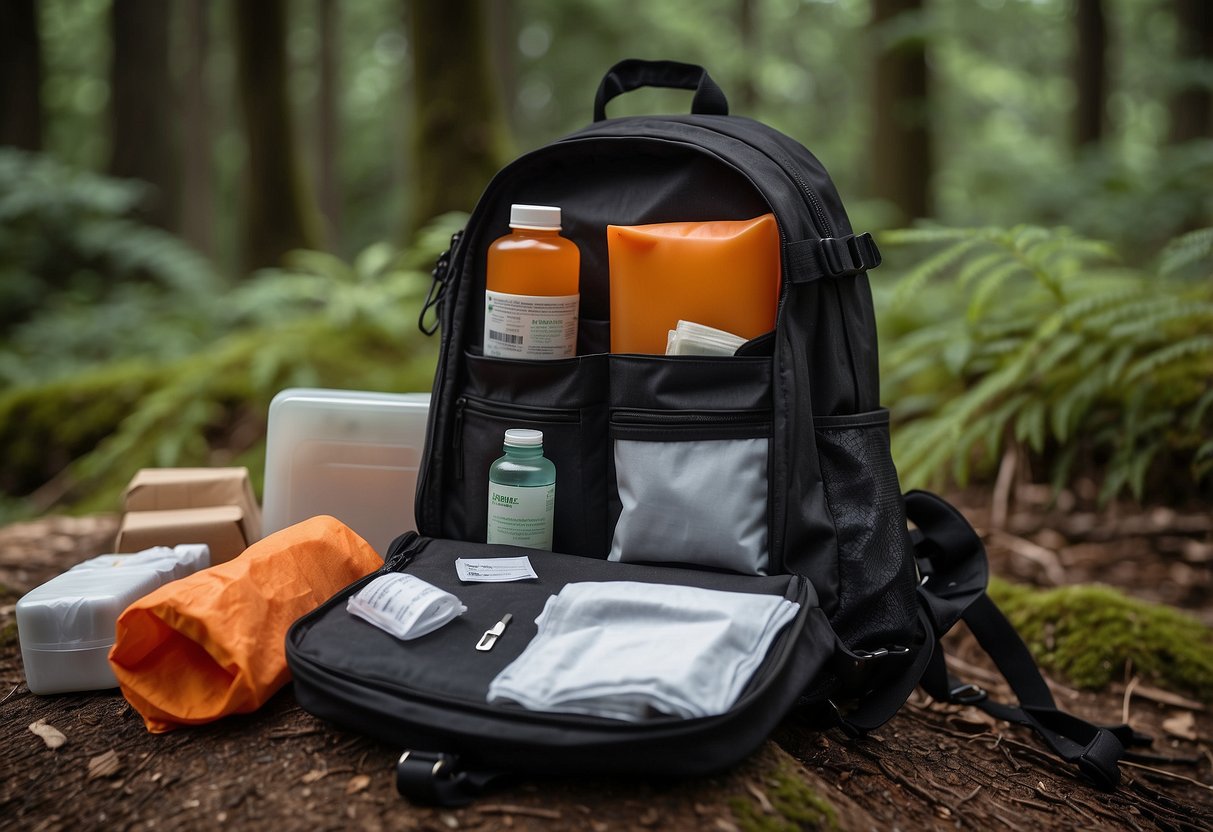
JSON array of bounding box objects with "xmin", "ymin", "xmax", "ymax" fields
[
  {"xmin": 124, "ymin": 467, "xmax": 262, "ymax": 542},
  {"xmin": 115, "ymin": 506, "xmax": 249, "ymax": 564}
]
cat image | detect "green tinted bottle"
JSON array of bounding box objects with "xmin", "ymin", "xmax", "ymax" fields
[{"xmin": 487, "ymin": 429, "xmax": 555, "ymax": 550}]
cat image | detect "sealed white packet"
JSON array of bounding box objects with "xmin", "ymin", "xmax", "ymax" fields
[{"xmin": 347, "ymin": 573, "xmax": 467, "ymax": 640}]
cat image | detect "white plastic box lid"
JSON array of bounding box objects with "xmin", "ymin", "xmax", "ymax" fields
[{"xmin": 262, "ymin": 388, "xmax": 431, "ymax": 556}]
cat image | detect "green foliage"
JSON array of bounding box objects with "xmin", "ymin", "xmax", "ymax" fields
[
  {"xmin": 730, "ymin": 759, "xmax": 838, "ymax": 832},
  {"xmin": 990, "ymin": 578, "xmax": 1213, "ymax": 701},
  {"xmin": 0, "ymin": 213, "xmax": 466, "ymax": 517},
  {"xmin": 0, "ymin": 149, "xmax": 222, "ymax": 373},
  {"xmin": 878, "ymin": 225, "xmax": 1213, "ymax": 502}
]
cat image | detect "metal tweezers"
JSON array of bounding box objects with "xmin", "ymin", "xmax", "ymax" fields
[{"xmin": 476, "ymin": 614, "xmax": 513, "ymax": 651}]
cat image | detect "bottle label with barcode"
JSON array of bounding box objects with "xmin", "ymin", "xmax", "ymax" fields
[{"xmin": 483, "ymin": 290, "xmax": 579, "ymax": 359}]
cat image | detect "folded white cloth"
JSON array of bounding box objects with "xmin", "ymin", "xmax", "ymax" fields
[{"xmin": 486, "ymin": 581, "xmax": 799, "ymax": 722}]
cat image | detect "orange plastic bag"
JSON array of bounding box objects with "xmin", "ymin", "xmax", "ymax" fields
[
  {"xmin": 607, "ymin": 214, "xmax": 781, "ymax": 354},
  {"xmin": 109, "ymin": 515, "xmax": 382, "ymax": 733}
]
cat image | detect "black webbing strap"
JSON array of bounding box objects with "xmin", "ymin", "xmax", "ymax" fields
[
  {"xmin": 921, "ymin": 593, "xmax": 1149, "ymax": 790},
  {"xmin": 835, "ymin": 605, "xmax": 934, "ymax": 735},
  {"xmin": 906, "ymin": 490, "xmax": 1146, "ymax": 790},
  {"xmin": 786, "ymin": 233, "xmax": 882, "ymax": 284},
  {"xmin": 395, "ymin": 750, "xmax": 508, "ymax": 806}
]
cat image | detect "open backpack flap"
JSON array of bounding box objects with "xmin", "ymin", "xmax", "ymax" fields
[{"xmin": 284, "ymin": 59, "xmax": 1144, "ymax": 806}]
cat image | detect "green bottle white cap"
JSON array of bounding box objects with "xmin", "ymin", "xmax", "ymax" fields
[
  {"xmin": 503, "ymin": 428, "xmax": 544, "ymax": 448},
  {"xmin": 509, "ymin": 204, "xmax": 561, "ymax": 230}
]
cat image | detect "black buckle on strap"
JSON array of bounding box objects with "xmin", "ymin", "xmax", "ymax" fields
[
  {"xmin": 949, "ymin": 683, "xmax": 988, "ymax": 705},
  {"xmin": 819, "ymin": 232, "xmax": 882, "ymax": 277},
  {"xmin": 396, "ymin": 749, "xmax": 462, "ymax": 805}
]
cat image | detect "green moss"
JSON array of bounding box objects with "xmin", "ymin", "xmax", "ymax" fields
[
  {"xmin": 730, "ymin": 761, "xmax": 838, "ymax": 832},
  {"xmin": 0, "ymin": 359, "xmax": 165, "ymax": 499},
  {"xmin": 990, "ymin": 578, "xmax": 1213, "ymax": 701},
  {"xmin": 0, "ymin": 620, "xmax": 18, "ymax": 649}
]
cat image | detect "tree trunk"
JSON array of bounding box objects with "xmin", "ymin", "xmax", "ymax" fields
[
  {"xmin": 317, "ymin": 0, "xmax": 341, "ymax": 247},
  {"xmin": 488, "ymin": 0, "xmax": 518, "ymax": 135},
  {"xmin": 407, "ymin": 0, "xmax": 510, "ymax": 235},
  {"xmin": 870, "ymin": 0, "xmax": 933, "ymax": 222},
  {"xmin": 109, "ymin": 0, "xmax": 179, "ymax": 230},
  {"xmin": 0, "ymin": 0, "xmax": 43, "ymax": 151},
  {"xmin": 181, "ymin": 0, "xmax": 213, "ymax": 257},
  {"xmin": 232, "ymin": 0, "xmax": 323, "ymax": 270},
  {"xmin": 1169, "ymin": 0, "xmax": 1213, "ymax": 143},
  {"xmin": 736, "ymin": 0, "xmax": 759, "ymax": 112},
  {"xmin": 1073, "ymin": 0, "xmax": 1107, "ymax": 148}
]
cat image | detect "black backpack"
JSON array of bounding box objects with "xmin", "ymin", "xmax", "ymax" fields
[{"xmin": 285, "ymin": 59, "xmax": 1143, "ymax": 804}]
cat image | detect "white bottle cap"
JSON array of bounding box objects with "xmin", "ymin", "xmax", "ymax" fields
[
  {"xmin": 509, "ymin": 204, "xmax": 561, "ymax": 230},
  {"xmin": 503, "ymin": 428, "xmax": 544, "ymax": 447}
]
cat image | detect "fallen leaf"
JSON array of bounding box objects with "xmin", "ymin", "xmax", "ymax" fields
[
  {"xmin": 345, "ymin": 774, "xmax": 371, "ymax": 795},
  {"xmin": 300, "ymin": 769, "xmax": 325, "ymax": 784},
  {"xmin": 88, "ymin": 750, "xmax": 122, "ymax": 779},
  {"xmin": 1162, "ymin": 711, "xmax": 1198, "ymax": 742},
  {"xmin": 28, "ymin": 720, "xmax": 66, "ymax": 750}
]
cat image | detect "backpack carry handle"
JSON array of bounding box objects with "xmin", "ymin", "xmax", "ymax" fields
[{"xmin": 593, "ymin": 59, "xmax": 729, "ymax": 122}]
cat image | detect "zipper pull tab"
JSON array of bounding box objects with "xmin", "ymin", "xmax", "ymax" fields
[{"xmin": 453, "ymin": 397, "xmax": 466, "ymax": 480}]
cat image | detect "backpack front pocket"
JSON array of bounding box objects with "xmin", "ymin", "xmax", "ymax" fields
[
  {"xmin": 452, "ymin": 353, "xmax": 609, "ymax": 556},
  {"xmin": 606, "ymin": 354, "xmax": 774, "ymax": 575},
  {"xmin": 609, "ymin": 411, "xmax": 772, "ymax": 574}
]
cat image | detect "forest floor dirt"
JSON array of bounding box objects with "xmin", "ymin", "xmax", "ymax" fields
[{"xmin": 1, "ymin": 487, "xmax": 1210, "ymax": 831}]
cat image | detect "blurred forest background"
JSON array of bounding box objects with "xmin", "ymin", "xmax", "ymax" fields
[{"xmin": 0, "ymin": 0, "xmax": 1211, "ymax": 520}]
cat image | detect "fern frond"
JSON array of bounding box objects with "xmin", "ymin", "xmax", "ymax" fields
[
  {"xmin": 1123, "ymin": 336, "xmax": 1213, "ymax": 383},
  {"xmin": 1158, "ymin": 227, "xmax": 1213, "ymax": 279}
]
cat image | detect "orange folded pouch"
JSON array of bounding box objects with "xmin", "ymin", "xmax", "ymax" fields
[
  {"xmin": 109, "ymin": 515, "xmax": 382, "ymax": 733},
  {"xmin": 607, "ymin": 213, "xmax": 781, "ymax": 355}
]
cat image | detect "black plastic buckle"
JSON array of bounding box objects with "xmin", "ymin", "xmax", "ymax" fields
[
  {"xmin": 396, "ymin": 749, "xmax": 460, "ymax": 805},
  {"xmin": 949, "ymin": 683, "xmax": 988, "ymax": 705},
  {"xmin": 819, "ymin": 232, "xmax": 882, "ymax": 277}
]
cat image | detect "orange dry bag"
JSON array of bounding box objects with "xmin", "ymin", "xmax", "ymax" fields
[{"xmin": 109, "ymin": 515, "xmax": 382, "ymax": 732}]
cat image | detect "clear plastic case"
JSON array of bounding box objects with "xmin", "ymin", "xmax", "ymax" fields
[{"xmin": 262, "ymin": 389, "xmax": 431, "ymax": 556}]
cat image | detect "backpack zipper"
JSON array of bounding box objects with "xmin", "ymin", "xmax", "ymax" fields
[
  {"xmin": 453, "ymin": 396, "xmax": 580, "ymax": 480},
  {"xmin": 610, "ymin": 408, "xmax": 770, "ymax": 426}
]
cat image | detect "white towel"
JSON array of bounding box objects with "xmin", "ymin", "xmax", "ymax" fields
[{"xmin": 486, "ymin": 581, "xmax": 799, "ymax": 722}]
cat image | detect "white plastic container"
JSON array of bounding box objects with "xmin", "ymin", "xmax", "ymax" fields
[
  {"xmin": 262, "ymin": 388, "xmax": 431, "ymax": 556},
  {"xmin": 16, "ymin": 544, "xmax": 210, "ymax": 694}
]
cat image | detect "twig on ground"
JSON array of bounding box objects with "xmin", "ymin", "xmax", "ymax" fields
[
  {"xmin": 990, "ymin": 447, "xmax": 1017, "ymax": 530},
  {"xmin": 0, "ymin": 684, "xmax": 20, "ymax": 707},
  {"xmin": 988, "ymin": 531, "xmax": 1067, "ymax": 586},
  {"xmin": 476, "ymin": 804, "xmax": 562, "ymax": 819},
  {"xmin": 267, "ymin": 727, "xmax": 326, "ymax": 740},
  {"xmin": 1121, "ymin": 760, "xmax": 1213, "ymax": 793},
  {"xmin": 956, "ymin": 785, "xmax": 981, "ymax": 806},
  {"xmin": 1122, "ymin": 675, "xmax": 1140, "ymax": 726}
]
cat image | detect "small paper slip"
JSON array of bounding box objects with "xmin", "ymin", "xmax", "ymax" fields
[
  {"xmin": 347, "ymin": 574, "xmax": 466, "ymax": 640},
  {"xmin": 455, "ymin": 556, "xmax": 538, "ymax": 583}
]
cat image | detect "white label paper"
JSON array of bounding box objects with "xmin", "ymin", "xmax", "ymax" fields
[
  {"xmin": 487, "ymin": 482, "xmax": 555, "ymax": 550},
  {"xmin": 347, "ymin": 573, "xmax": 466, "ymax": 640},
  {"xmin": 483, "ymin": 290, "xmax": 579, "ymax": 359},
  {"xmin": 456, "ymin": 556, "xmax": 539, "ymax": 583}
]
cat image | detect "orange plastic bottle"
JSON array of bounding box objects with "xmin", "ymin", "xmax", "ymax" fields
[{"xmin": 484, "ymin": 204, "xmax": 580, "ymax": 360}]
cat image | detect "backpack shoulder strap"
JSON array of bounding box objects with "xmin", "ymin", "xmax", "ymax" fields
[{"xmin": 906, "ymin": 490, "xmax": 1148, "ymax": 790}]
